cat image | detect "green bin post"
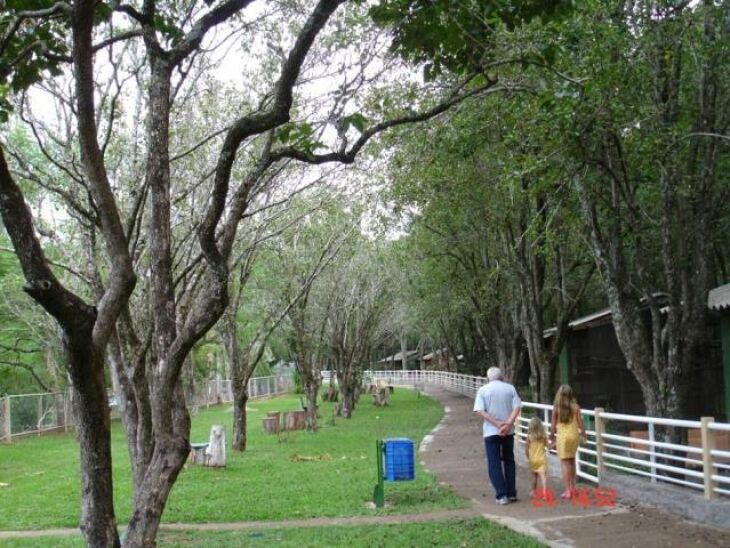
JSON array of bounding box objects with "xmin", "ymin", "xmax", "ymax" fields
[{"xmin": 373, "ymin": 439, "xmax": 384, "ymax": 508}]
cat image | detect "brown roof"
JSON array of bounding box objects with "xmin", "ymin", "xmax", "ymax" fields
[{"xmin": 377, "ymin": 350, "xmax": 418, "ymax": 363}]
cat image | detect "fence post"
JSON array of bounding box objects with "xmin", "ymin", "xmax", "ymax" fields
[
  {"xmin": 594, "ymin": 407, "xmax": 605, "ymax": 483},
  {"xmin": 4, "ymin": 397, "xmax": 11, "ymax": 443},
  {"xmin": 37, "ymin": 395, "xmax": 43, "ymax": 435},
  {"xmin": 701, "ymin": 416, "xmax": 716, "ymax": 500},
  {"xmin": 648, "ymin": 422, "xmax": 656, "ymax": 483},
  {"xmin": 64, "ymin": 391, "xmax": 71, "ymax": 432}
]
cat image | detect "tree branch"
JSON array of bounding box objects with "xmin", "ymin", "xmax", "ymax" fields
[
  {"xmin": 71, "ymin": 5, "xmax": 136, "ymax": 350},
  {"xmin": 270, "ymin": 80, "xmax": 521, "ymax": 166},
  {"xmin": 0, "ymin": 146, "xmax": 95, "ymax": 325},
  {"xmin": 201, "ymin": 0, "xmax": 346, "ymax": 269},
  {"xmin": 169, "ymin": 0, "xmax": 258, "ymax": 66}
]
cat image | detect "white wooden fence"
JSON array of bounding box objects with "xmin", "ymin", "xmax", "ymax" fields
[{"xmin": 366, "ymin": 370, "xmax": 730, "ymax": 500}]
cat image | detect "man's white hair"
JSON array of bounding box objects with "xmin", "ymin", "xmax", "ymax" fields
[{"xmin": 487, "ymin": 367, "xmax": 503, "ymax": 382}]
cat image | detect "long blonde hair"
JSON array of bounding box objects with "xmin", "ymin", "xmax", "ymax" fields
[
  {"xmin": 553, "ymin": 384, "xmax": 577, "ymax": 424},
  {"xmin": 527, "ymin": 416, "xmax": 547, "ymax": 443}
]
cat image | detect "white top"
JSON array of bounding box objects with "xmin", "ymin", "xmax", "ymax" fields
[{"xmin": 473, "ymin": 380, "xmax": 522, "ymax": 437}]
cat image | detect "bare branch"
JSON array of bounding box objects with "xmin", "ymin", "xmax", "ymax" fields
[
  {"xmin": 92, "ymin": 30, "xmax": 144, "ymax": 53},
  {"xmin": 169, "ymin": 0, "xmax": 258, "ymax": 66}
]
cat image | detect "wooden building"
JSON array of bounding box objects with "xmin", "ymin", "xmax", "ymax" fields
[
  {"xmin": 375, "ymin": 350, "xmax": 419, "ymax": 370},
  {"xmin": 709, "ymin": 283, "xmax": 730, "ymax": 421},
  {"xmin": 547, "ymin": 287, "xmax": 729, "ymax": 421},
  {"xmin": 419, "ymin": 348, "xmax": 464, "ymax": 372}
]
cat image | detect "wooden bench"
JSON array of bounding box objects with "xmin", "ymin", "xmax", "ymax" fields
[
  {"xmin": 189, "ymin": 442, "xmax": 209, "ymax": 465},
  {"xmin": 188, "ymin": 425, "xmax": 226, "ymax": 467}
]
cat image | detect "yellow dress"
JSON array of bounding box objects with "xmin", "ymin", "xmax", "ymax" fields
[
  {"xmin": 528, "ymin": 439, "xmax": 547, "ymax": 473},
  {"xmin": 556, "ymin": 411, "xmax": 580, "ymax": 459}
]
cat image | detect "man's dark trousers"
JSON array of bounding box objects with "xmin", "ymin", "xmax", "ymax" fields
[{"xmin": 484, "ymin": 434, "xmax": 516, "ymax": 500}]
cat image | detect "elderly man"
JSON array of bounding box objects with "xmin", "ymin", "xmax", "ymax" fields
[{"xmin": 473, "ymin": 366, "xmax": 522, "ymax": 505}]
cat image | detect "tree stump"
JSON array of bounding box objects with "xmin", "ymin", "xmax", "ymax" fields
[
  {"xmin": 262, "ymin": 414, "xmax": 280, "ymax": 434},
  {"xmin": 285, "ymin": 410, "xmax": 307, "ymax": 431},
  {"xmin": 373, "ymin": 387, "xmax": 390, "ymax": 407},
  {"xmin": 205, "ymin": 425, "xmax": 226, "ymax": 467}
]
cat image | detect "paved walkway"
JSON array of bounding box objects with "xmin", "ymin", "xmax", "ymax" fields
[{"xmin": 419, "ymin": 386, "xmax": 730, "ymax": 548}]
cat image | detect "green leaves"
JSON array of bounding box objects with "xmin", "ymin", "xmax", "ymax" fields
[
  {"xmin": 273, "ymin": 122, "xmax": 325, "ymax": 155},
  {"xmin": 341, "ymin": 112, "xmax": 368, "ymax": 134},
  {"xmin": 0, "ymin": 4, "xmax": 70, "ymax": 123},
  {"xmin": 154, "ymin": 13, "xmax": 186, "ymax": 43},
  {"xmin": 369, "ymin": 0, "xmax": 575, "ymax": 74}
]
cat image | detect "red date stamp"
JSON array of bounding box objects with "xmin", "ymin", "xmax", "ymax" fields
[{"xmin": 530, "ymin": 487, "xmax": 617, "ymax": 508}]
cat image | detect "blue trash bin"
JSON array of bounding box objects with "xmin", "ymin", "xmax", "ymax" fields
[{"xmin": 383, "ymin": 438, "xmax": 414, "ymax": 481}]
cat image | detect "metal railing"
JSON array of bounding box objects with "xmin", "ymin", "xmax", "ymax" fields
[
  {"xmin": 366, "ymin": 370, "xmax": 730, "ymax": 500},
  {"xmin": 1, "ymin": 374, "xmax": 293, "ymax": 444}
]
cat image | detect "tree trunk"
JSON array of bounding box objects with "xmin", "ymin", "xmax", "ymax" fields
[
  {"xmin": 304, "ymin": 380, "xmax": 320, "ymax": 430},
  {"xmin": 232, "ymin": 385, "xmax": 249, "ymax": 451},
  {"xmin": 68, "ymin": 341, "xmax": 120, "ymax": 548},
  {"xmin": 1, "ymin": 147, "xmax": 123, "ymax": 547},
  {"xmin": 122, "ymin": 378, "xmax": 190, "ymax": 547},
  {"xmin": 343, "ymin": 388, "xmax": 356, "ymax": 418},
  {"xmin": 400, "ymin": 332, "xmax": 408, "ymax": 371},
  {"xmin": 123, "ymin": 436, "xmax": 189, "ymax": 547}
]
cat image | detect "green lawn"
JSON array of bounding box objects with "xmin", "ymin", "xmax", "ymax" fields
[
  {"xmin": 0, "ymin": 389, "xmax": 467, "ymax": 530},
  {"xmin": 1, "ymin": 518, "xmax": 544, "ymax": 547}
]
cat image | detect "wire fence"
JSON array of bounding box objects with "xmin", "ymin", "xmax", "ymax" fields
[
  {"xmin": 366, "ymin": 369, "xmax": 730, "ymax": 501},
  {"xmin": 193, "ymin": 375, "xmax": 294, "ymax": 408},
  {"xmin": 1, "ymin": 374, "xmax": 293, "ymax": 444},
  {"xmin": 0, "ymin": 392, "xmax": 74, "ymax": 441}
]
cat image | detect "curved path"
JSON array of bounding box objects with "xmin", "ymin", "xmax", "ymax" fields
[{"xmin": 419, "ymin": 386, "xmax": 730, "ymax": 548}]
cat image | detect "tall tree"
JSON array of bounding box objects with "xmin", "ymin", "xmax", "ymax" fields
[
  {"xmin": 564, "ymin": 1, "xmax": 730, "ymax": 421},
  {"xmin": 325, "ymin": 238, "xmax": 391, "ymax": 417}
]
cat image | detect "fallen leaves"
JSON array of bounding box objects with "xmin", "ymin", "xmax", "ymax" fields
[{"xmin": 289, "ymin": 453, "xmax": 333, "ymax": 462}]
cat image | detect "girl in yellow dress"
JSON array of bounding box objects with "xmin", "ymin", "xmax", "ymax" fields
[
  {"xmin": 549, "ymin": 385, "xmax": 586, "ymax": 499},
  {"xmin": 525, "ymin": 416, "xmax": 548, "ymax": 499}
]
